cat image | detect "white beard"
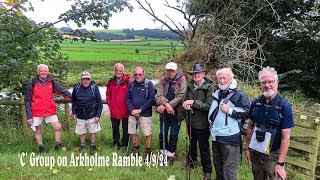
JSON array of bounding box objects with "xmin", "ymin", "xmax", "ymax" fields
[
  {"xmin": 219, "ymin": 84, "xmax": 229, "ymax": 90},
  {"xmin": 263, "ymin": 90, "xmax": 275, "ymax": 98}
]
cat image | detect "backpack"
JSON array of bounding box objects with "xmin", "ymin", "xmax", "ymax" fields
[
  {"xmin": 129, "ymin": 79, "xmax": 154, "ymax": 99},
  {"xmin": 75, "ymin": 83, "xmax": 96, "ymax": 96}
]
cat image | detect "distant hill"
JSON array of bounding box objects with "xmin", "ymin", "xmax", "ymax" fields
[{"xmin": 59, "ymin": 27, "xmax": 179, "ymax": 41}]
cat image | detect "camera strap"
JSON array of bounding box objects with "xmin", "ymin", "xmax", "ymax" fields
[{"xmin": 256, "ymin": 96, "xmax": 265, "ymax": 130}]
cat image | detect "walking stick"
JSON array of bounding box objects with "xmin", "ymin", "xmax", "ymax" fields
[
  {"xmin": 186, "ymin": 107, "xmax": 193, "ymax": 180},
  {"xmin": 162, "ymin": 113, "xmax": 167, "ymax": 158},
  {"xmin": 126, "ymin": 116, "xmax": 139, "ymax": 156}
]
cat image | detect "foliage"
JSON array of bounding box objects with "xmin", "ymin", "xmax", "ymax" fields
[
  {"xmin": 264, "ymin": 35, "xmax": 320, "ymax": 100},
  {"xmin": 0, "ymin": 0, "xmax": 132, "ymax": 95}
]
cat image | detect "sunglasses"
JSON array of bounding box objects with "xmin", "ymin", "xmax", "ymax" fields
[{"xmin": 134, "ymin": 73, "xmax": 143, "ymax": 77}]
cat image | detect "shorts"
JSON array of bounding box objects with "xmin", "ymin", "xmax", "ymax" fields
[
  {"xmin": 33, "ymin": 115, "xmax": 58, "ymax": 126},
  {"xmin": 75, "ymin": 118, "xmax": 101, "ymax": 135},
  {"xmin": 128, "ymin": 115, "xmax": 152, "ymax": 136}
]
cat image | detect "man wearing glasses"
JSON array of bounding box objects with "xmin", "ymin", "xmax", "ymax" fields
[
  {"xmin": 126, "ymin": 67, "xmax": 155, "ymax": 160},
  {"xmin": 245, "ymin": 66, "xmax": 294, "ymax": 180}
]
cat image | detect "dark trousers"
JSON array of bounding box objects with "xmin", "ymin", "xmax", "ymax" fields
[
  {"xmin": 187, "ymin": 127, "xmax": 212, "ymax": 174},
  {"xmin": 250, "ymin": 150, "xmax": 282, "ymax": 180},
  {"xmin": 111, "ymin": 117, "xmax": 129, "ymax": 146},
  {"xmin": 212, "ymin": 141, "xmax": 239, "ymax": 180},
  {"xmin": 159, "ymin": 115, "xmax": 181, "ymax": 154}
]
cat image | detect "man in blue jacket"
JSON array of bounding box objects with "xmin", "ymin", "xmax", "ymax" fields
[
  {"xmin": 126, "ymin": 67, "xmax": 155, "ymax": 160},
  {"xmin": 245, "ymin": 67, "xmax": 294, "ymax": 180},
  {"xmin": 208, "ymin": 67, "xmax": 250, "ymax": 180},
  {"xmin": 72, "ymin": 71, "xmax": 103, "ymax": 154}
]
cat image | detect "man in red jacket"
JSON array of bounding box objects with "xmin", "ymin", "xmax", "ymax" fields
[
  {"xmin": 106, "ymin": 63, "xmax": 131, "ymax": 149},
  {"xmin": 25, "ymin": 64, "xmax": 72, "ymax": 153}
]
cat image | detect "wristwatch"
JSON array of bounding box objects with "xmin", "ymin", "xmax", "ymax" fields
[{"xmin": 276, "ymin": 162, "xmax": 285, "ymax": 166}]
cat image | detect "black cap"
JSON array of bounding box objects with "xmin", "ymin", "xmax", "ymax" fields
[{"xmin": 188, "ymin": 64, "xmax": 206, "ymax": 74}]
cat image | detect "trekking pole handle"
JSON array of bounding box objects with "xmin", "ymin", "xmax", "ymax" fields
[{"xmin": 190, "ymin": 107, "xmax": 193, "ymax": 114}]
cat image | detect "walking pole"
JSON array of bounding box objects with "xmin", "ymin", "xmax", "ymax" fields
[
  {"xmin": 162, "ymin": 113, "xmax": 167, "ymax": 159},
  {"xmin": 126, "ymin": 118, "xmax": 132, "ymax": 156},
  {"xmin": 126, "ymin": 116, "xmax": 139, "ymax": 156},
  {"xmin": 187, "ymin": 107, "xmax": 193, "ymax": 180},
  {"xmin": 185, "ymin": 109, "xmax": 189, "ymax": 180}
]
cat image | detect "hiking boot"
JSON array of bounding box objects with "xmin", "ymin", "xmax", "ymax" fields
[
  {"xmin": 55, "ymin": 143, "xmax": 62, "ymax": 150},
  {"xmin": 203, "ymin": 172, "xmax": 211, "ymax": 180},
  {"xmin": 39, "ymin": 146, "xmax": 46, "ymax": 153},
  {"xmin": 132, "ymin": 146, "xmax": 139, "ymax": 156},
  {"xmin": 144, "ymin": 149, "xmax": 151, "ymax": 162},
  {"xmin": 167, "ymin": 156, "xmax": 175, "ymax": 165},
  {"xmin": 90, "ymin": 145, "xmax": 96, "ymax": 154},
  {"xmin": 80, "ymin": 144, "xmax": 86, "ymax": 150}
]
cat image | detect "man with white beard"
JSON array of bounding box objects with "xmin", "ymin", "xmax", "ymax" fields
[
  {"xmin": 245, "ymin": 66, "xmax": 294, "ymax": 180},
  {"xmin": 208, "ymin": 67, "xmax": 250, "ymax": 180}
]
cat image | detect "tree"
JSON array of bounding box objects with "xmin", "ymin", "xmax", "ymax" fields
[
  {"xmin": 136, "ymin": 0, "xmax": 320, "ymax": 101},
  {"xmin": 0, "ymin": 0, "xmax": 132, "ymax": 94}
]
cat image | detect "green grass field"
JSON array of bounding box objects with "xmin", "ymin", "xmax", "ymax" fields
[
  {"xmin": 61, "ymin": 39, "xmax": 183, "ymax": 62},
  {"xmin": 61, "ymin": 38, "xmax": 181, "ymax": 86}
]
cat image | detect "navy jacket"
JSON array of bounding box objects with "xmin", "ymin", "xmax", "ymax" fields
[
  {"xmin": 126, "ymin": 78, "xmax": 155, "ymax": 117},
  {"xmin": 71, "ymin": 82, "xmax": 103, "ymax": 120}
]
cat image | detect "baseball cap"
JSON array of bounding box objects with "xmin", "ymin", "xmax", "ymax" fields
[
  {"xmin": 81, "ymin": 71, "xmax": 91, "ymax": 79},
  {"xmin": 165, "ymin": 62, "xmax": 177, "ymax": 70}
]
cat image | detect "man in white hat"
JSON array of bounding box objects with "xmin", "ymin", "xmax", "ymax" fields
[{"xmin": 155, "ymin": 62, "xmax": 187, "ymax": 164}]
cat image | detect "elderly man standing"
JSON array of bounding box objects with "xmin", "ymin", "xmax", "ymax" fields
[
  {"xmin": 155, "ymin": 62, "xmax": 186, "ymax": 164},
  {"xmin": 245, "ymin": 66, "xmax": 294, "ymax": 180},
  {"xmin": 72, "ymin": 71, "xmax": 103, "ymax": 154},
  {"xmin": 208, "ymin": 67, "xmax": 250, "ymax": 180},
  {"xmin": 25, "ymin": 64, "xmax": 71, "ymax": 153},
  {"xmin": 182, "ymin": 64, "xmax": 213, "ymax": 180},
  {"xmin": 106, "ymin": 63, "xmax": 131, "ymax": 149},
  {"xmin": 126, "ymin": 67, "xmax": 155, "ymax": 160}
]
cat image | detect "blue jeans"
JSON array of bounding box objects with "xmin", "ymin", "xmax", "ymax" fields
[{"xmin": 159, "ymin": 114, "xmax": 181, "ymax": 154}]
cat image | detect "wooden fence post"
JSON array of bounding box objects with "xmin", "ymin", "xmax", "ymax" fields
[
  {"xmin": 310, "ymin": 118, "xmax": 320, "ymax": 178},
  {"xmin": 64, "ymin": 100, "xmax": 71, "ymax": 133},
  {"xmin": 20, "ymin": 96, "xmax": 28, "ymax": 135},
  {"xmin": 314, "ymin": 103, "xmax": 320, "ymax": 117}
]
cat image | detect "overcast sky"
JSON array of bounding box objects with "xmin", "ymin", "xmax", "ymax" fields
[{"xmin": 24, "ymin": 0, "xmax": 187, "ymax": 30}]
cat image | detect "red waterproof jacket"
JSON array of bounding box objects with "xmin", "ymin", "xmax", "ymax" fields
[
  {"xmin": 25, "ymin": 76, "xmax": 72, "ymax": 119},
  {"xmin": 106, "ymin": 74, "xmax": 131, "ymax": 119}
]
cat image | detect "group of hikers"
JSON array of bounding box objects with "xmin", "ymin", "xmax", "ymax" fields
[{"xmin": 25, "ymin": 63, "xmax": 294, "ymax": 180}]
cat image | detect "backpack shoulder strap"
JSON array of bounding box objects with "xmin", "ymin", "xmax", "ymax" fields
[
  {"xmin": 31, "ymin": 78, "xmax": 36, "ymax": 89},
  {"xmin": 125, "ymin": 79, "xmax": 129, "ymax": 86},
  {"xmin": 222, "ymin": 89, "xmax": 238, "ymax": 104},
  {"xmin": 277, "ymin": 97, "xmax": 287, "ymax": 119},
  {"xmin": 129, "ymin": 81, "xmax": 134, "ymax": 92},
  {"xmin": 91, "ymin": 84, "xmax": 96, "ymax": 96},
  {"xmin": 75, "ymin": 83, "xmax": 81, "ymax": 95},
  {"xmin": 144, "ymin": 79, "xmax": 149, "ymax": 99}
]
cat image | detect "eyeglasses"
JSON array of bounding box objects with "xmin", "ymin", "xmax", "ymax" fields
[
  {"xmin": 134, "ymin": 73, "xmax": 143, "ymax": 77},
  {"xmin": 260, "ymin": 80, "xmax": 276, "ymax": 85},
  {"xmin": 115, "ymin": 70, "xmax": 123, "ymax": 72}
]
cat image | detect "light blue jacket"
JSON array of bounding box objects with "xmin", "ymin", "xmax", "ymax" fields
[{"xmin": 208, "ymin": 79, "xmax": 250, "ymax": 141}]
